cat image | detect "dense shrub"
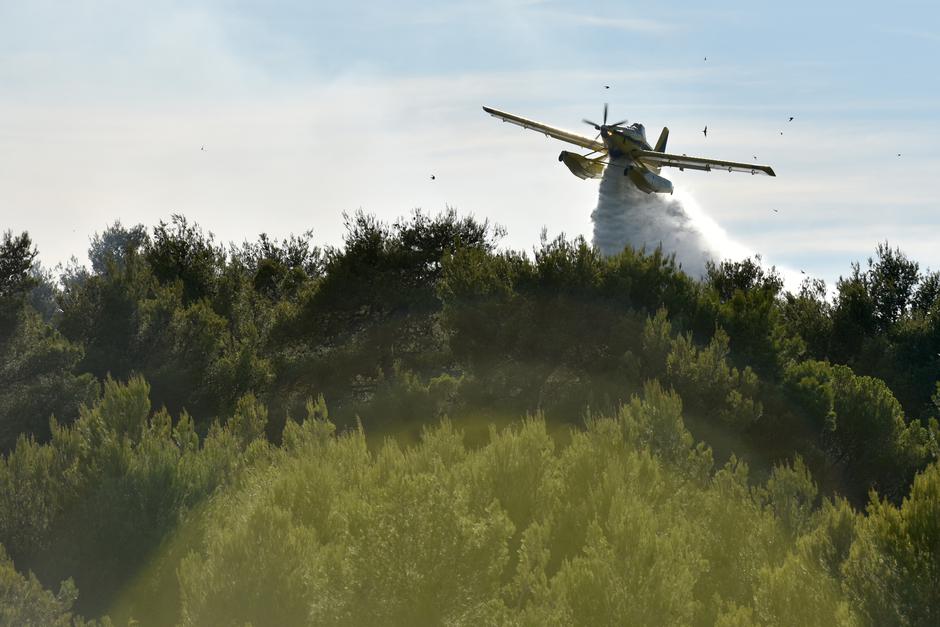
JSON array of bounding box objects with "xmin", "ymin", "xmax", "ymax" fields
[{"xmin": 2, "ymin": 215, "xmax": 940, "ymax": 624}]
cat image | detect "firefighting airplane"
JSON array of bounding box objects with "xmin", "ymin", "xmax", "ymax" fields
[{"xmin": 483, "ymin": 104, "xmax": 775, "ymax": 194}]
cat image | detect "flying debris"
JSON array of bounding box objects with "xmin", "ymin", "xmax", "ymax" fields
[
  {"xmin": 430, "ymin": 174, "xmax": 436, "ymax": 180},
  {"xmin": 788, "ymin": 116, "xmax": 794, "ymax": 122},
  {"xmin": 773, "ymin": 209, "xmax": 779, "ymax": 213},
  {"xmin": 897, "ymin": 153, "xmax": 901, "ymax": 157},
  {"xmin": 483, "ymin": 104, "xmax": 775, "ymax": 194},
  {"xmin": 703, "ymin": 125, "xmax": 708, "ymax": 138},
  {"xmin": 604, "ymin": 85, "xmax": 610, "ymax": 89},
  {"xmin": 201, "ymin": 145, "xmax": 205, "ymax": 151},
  {"xmin": 704, "ymin": 57, "xmax": 707, "ymax": 61}
]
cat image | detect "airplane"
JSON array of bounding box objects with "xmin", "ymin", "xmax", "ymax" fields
[{"xmin": 483, "ymin": 104, "xmax": 775, "ymax": 194}]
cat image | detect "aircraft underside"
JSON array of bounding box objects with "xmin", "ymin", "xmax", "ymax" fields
[
  {"xmin": 558, "ymin": 151, "xmax": 674, "ymax": 194},
  {"xmin": 484, "ymin": 104, "xmax": 775, "ymax": 195}
]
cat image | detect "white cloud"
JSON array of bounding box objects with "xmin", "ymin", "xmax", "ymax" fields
[
  {"xmin": 4, "ymin": 68, "xmax": 940, "ymax": 291},
  {"xmin": 2, "ymin": 2, "xmax": 939, "ymax": 290},
  {"xmin": 545, "ymin": 13, "xmax": 677, "ymax": 33}
]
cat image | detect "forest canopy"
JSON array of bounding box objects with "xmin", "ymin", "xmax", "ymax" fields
[{"xmin": 0, "ymin": 213, "xmax": 938, "ymax": 625}]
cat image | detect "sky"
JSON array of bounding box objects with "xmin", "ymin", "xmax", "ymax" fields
[{"xmin": 2, "ymin": 0, "xmax": 939, "ymax": 287}]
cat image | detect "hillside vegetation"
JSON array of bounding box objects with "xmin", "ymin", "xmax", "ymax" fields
[{"xmin": 1, "ymin": 212, "xmax": 938, "ymax": 625}]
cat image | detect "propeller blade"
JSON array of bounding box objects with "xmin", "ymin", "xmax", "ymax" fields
[
  {"xmin": 608, "ymin": 119, "xmax": 629, "ymax": 128},
  {"xmin": 583, "ymin": 119, "xmax": 601, "ymax": 130},
  {"xmin": 603, "ymin": 103, "xmax": 608, "ymax": 125}
]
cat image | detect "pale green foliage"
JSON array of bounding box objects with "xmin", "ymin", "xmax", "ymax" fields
[
  {"xmin": 758, "ymin": 456, "xmax": 818, "ymax": 538},
  {"xmin": 226, "ymin": 393, "xmax": 268, "ymax": 446},
  {"xmin": 844, "ymin": 462, "xmax": 940, "ymax": 626},
  {"xmin": 642, "ymin": 311, "xmax": 762, "ymax": 431},
  {"xmin": 666, "ymin": 329, "xmax": 762, "ymax": 430},
  {"xmin": 178, "ymin": 386, "xmax": 860, "ymax": 626},
  {"xmin": 0, "ymin": 543, "xmax": 80, "ymax": 626},
  {"xmin": 0, "ymin": 376, "xmax": 266, "ymax": 619},
  {"xmin": 753, "ymin": 552, "xmax": 858, "ymax": 627}
]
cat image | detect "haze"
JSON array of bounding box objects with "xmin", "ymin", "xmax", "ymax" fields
[{"xmin": 2, "ymin": 0, "xmax": 939, "ymax": 283}]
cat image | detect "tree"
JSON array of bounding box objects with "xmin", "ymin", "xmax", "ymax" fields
[
  {"xmin": 146, "ymin": 215, "xmax": 225, "ymax": 304},
  {"xmin": 88, "ymin": 221, "xmax": 150, "ymax": 275},
  {"xmin": 0, "ymin": 544, "xmax": 81, "ymax": 627},
  {"xmin": 0, "ymin": 231, "xmax": 38, "ymax": 333},
  {"xmin": 780, "ymin": 278, "xmax": 832, "ymax": 360},
  {"xmin": 0, "ymin": 232, "xmax": 96, "ymax": 450},
  {"xmin": 784, "ymin": 360, "xmax": 930, "ymax": 502},
  {"xmin": 867, "ymin": 242, "xmax": 920, "ymax": 331},
  {"xmin": 844, "ymin": 462, "xmax": 940, "ymax": 626},
  {"xmin": 705, "ymin": 257, "xmax": 793, "ymax": 377},
  {"xmin": 0, "ymin": 232, "xmax": 37, "ymax": 299}
]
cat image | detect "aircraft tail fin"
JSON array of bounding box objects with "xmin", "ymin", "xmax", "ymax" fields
[{"xmin": 654, "ymin": 127, "xmax": 669, "ymax": 152}]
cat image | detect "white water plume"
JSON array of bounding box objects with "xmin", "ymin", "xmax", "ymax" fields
[{"xmin": 591, "ymin": 158, "xmax": 801, "ymax": 288}]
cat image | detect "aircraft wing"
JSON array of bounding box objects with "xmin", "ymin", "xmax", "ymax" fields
[
  {"xmin": 634, "ymin": 150, "xmax": 776, "ymax": 177},
  {"xmin": 483, "ymin": 106, "xmax": 606, "ymax": 152}
]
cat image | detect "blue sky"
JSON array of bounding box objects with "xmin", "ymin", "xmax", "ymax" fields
[{"xmin": 2, "ymin": 0, "xmax": 939, "ymax": 286}]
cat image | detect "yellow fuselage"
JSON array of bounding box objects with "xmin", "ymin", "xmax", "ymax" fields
[{"xmin": 602, "ymin": 128, "xmax": 650, "ymax": 161}]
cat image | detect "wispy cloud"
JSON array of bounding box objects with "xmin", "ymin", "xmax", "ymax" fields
[
  {"xmin": 554, "ymin": 13, "xmax": 678, "ymax": 33},
  {"xmin": 2, "ymin": 0, "xmax": 939, "ymax": 288},
  {"xmin": 880, "ymin": 27, "xmax": 940, "ymax": 45}
]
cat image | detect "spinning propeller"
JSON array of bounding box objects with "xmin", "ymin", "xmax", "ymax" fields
[{"xmin": 583, "ymin": 103, "xmax": 628, "ymax": 139}]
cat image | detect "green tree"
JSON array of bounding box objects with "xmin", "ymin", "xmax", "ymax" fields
[
  {"xmin": 146, "ymin": 215, "xmax": 225, "ymax": 304},
  {"xmin": 867, "ymin": 242, "xmax": 920, "ymax": 331},
  {"xmin": 844, "ymin": 462, "xmax": 940, "ymax": 626},
  {"xmin": 0, "ymin": 232, "xmax": 96, "ymax": 450},
  {"xmin": 88, "ymin": 221, "xmax": 150, "ymax": 276},
  {"xmin": 0, "ymin": 544, "xmax": 83, "ymax": 627}
]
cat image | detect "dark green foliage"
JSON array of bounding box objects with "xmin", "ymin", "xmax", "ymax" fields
[
  {"xmin": 88, "ymin": 221, "xmax": 150, "ymax": 276},
  {"xmin": 0, "ymin": 232, "xmax": 96, "ymax": 451},
  {"xmin": 912, "ymin": 270, "xmax": 940, "ymax": 315},
  {"xmin": 845, "ymin": 462, "xmax": 940, "ymax": 626},
  {"xmin": 1, "ymin": 231, "xmax": 39, "ymax": 341},
  {"xmin": 57, "ymin": 248, "xmax": 152, "ymax": 381},
  {"xmin": 783, "ymin": 360, "xmax": 931, "ymax": 500},
  {"xmin": 705, "ymin": 257, "xmax": 797, "ymax": 378},
  {"xmin": 780, "ymin": 277, "xmax": 832, "ymax": 359},
  {"xmin": 0, "ymin": 231, "xmax": 37, "ymax": 302},
  {"xmin": 812, "ymin": 244, "xmax": 940, "ymax": 419},
  {"xmin": 3, "ymin": 215, "xmax": 940, "ymax": 624},
  {"xmin": 27, "ymin": 263, "xmax": 62, "ymax": 323},
  {"xmin": 0, "ymin": 544, "xmax": 83, "ymax": 627},
  {"xmin": 59, "ymin": 236, "xmax": 272, "ymax": 423},
  {"xmin": 146, "ymin": 215, "xmax": 225, "ymax": 304},
  {"xmin": 232, "ymin": 230, "xmax": 321, "ymax": 302},
  {"xmin": 867, "ymin": 242, "xmax": 921, "ymax": 331},
  {"xmin": 0, "ymin": 307, "xmax": 97, "ymax": 450},
  {"xmin": 0, "ymin": 377, "xmax": 262, "ymax": 619},
  {"xmin": 267, "ymin": 209, "xmax": 503, "ymax": 425},
  {"xmin": 830, "ymin": 268, "xmax": 878, "ymax": 362}
]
